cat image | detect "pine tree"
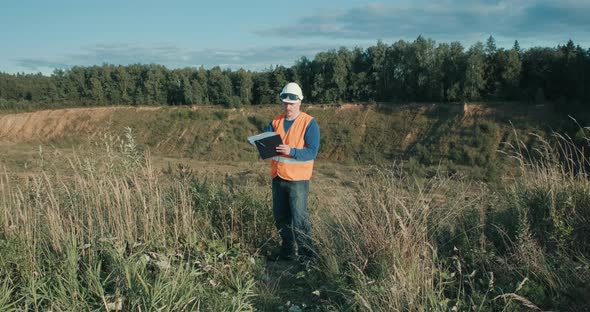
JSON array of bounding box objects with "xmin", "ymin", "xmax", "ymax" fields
[
  {"xmin": 207, "ymin": 67, "xmax": 233, "ymax": 106},
  {"xmin": 513, "ymin": 40, "xmax": 521, "ymax": 54},
  {"xmin": 484, "ymin": 36, "xmax": 499, "ymax": 98},
  {"xmin": 367, "ymin": 40, "xmax": 387, "ymax": 101},
  {"xmin": 348, "ymin": 47, "xmax": 370, "ymax": 101},
  {"xmin": 234, "ymin": 69, "xmax": 253, "ymax": 105},
  {"xmin": 498, "ymin": 49, "xmax": 522, "ymax": 99},
  {"xmin": 463, "ymin": 42, "xmax": 486, "ymax": 100}
]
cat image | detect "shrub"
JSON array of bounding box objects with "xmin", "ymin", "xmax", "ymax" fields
[
  {"xmin": 413, "ymin": 143, "xmax": 433, "ymax": 164},
  {"xmin": 213, "ymin": 110, "xmax": 229, "ymax": 120},
  {"xmin": 222, "ymin": 95, "xmax": 242, "ymax": 108},
  {"xmin": 169, "ymin": 109, "xmax": 204, "ymax": 121},
  {"xmin": 247, "ymin": 115, "xmax": 268, "ymax": 132}
]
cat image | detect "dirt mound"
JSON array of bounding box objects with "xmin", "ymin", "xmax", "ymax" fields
[
  {"xmin": 462, "ymin": 103, "xmax": 495, "ymax": 117},
  {"xmin": 0, "ymin": 107, "xmax": 158, "ymax": 143}
]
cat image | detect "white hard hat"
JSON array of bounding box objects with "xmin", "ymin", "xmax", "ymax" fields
[{"xmin": 279, "ymin": 82, "xmax": 304, "ymax": 103}]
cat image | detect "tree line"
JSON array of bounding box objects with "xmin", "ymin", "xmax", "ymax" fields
[{"xmin": 1, "ymin": 36, "xmax": 588, "ymax": 111}]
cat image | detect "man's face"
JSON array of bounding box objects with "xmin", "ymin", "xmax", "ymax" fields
[{"xmin": 282, "ymin": 100, "xmax": 301, "ymax": 115}]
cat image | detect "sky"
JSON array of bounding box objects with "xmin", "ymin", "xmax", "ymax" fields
[{"xmin": 1, "ymin": 0, "xmax": 589, "ymax": 75}]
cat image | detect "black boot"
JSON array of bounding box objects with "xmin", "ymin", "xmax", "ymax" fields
[
  {"xmin": 268, "ymin": 245, "xmax": 294, "ymax": 262},
  {"xmin": 297, "ymin": 245, "xmax": 314, "ymax": 262}
]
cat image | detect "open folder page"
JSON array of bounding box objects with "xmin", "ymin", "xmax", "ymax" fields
[{"xmin": 247, "ymin": 132, "xmax": 283, "ymax": 159}]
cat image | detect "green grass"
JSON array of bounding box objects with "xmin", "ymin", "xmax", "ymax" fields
[{"xmin": 1, "ymin": 108, "xmax": 590, "ymax": 310}]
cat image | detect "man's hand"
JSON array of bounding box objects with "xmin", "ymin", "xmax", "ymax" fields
[{"xmin": 276, "ymin": 144, "xmax": 291, "ymax": 156}]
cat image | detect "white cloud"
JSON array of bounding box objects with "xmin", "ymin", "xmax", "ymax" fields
[
  {"xmin": 255, "ymin": 0, "xmax": 590, "ymax": 47},
  {"xmin": 14, "ymin": 43, "xmax": 335, "ymax": 73},
  {"xmin": 11, "ymin": 0, "xmax": 590, "ymax": 74}
]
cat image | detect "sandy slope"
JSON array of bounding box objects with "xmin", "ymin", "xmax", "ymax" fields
[{"xmin": 0, "ymin": 107, "xmax": 158, "ymax": 143}]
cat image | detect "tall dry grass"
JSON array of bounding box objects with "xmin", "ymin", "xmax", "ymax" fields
[
  {"xmin": 1, "ymin": 125, "xmax": 589, "ymax": 311},
  {"xmin": 0, "ymin": 130, "xmax": 272, "ymax": 311},
  {"xmin": 312, "ymin": 164, "xmax": 486, "ymax": 311},
  {"xmin": 1, "ymin": 149, "xmax": 199, "ymax": 254},
  {"xmin": 308, "ymin": 126, "xmax": 590, "ymax": 311}
]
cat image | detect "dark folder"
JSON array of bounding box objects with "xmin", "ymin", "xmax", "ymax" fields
[{"xmin": 254, "ymin": 134, "xmax": 283, "ymax": 159}]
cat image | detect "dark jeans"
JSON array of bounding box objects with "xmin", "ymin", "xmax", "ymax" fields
[{"xmin": 272, "ymin": 176, "xmax": 313, "ymax": 256}]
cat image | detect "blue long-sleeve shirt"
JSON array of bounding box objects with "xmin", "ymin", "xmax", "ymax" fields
[{"xmin": 265, "ymin": 116, "xmax": 320, "ymax": 161}]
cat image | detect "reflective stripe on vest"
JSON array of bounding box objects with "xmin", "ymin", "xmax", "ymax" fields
[
  {"xmin": 272, "ymin": 156, "xmax": 313, "ymax": 164},
  {"xmin": 270, "ymin": 112, "xmax": 315, "ymax": 181}
]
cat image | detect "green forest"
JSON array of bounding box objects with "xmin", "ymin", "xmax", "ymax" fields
[{"xmin": 1, "ymin": 36, "xmax": 588, "ymax": 112}]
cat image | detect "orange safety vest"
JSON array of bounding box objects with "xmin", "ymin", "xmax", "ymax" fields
[{"xmin": 270, "ymin": 112, "xmax": 315, "ymax": 181}]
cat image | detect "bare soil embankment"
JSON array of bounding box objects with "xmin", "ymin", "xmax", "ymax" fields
[
  {"xmin": 0, "ymin": 106, "xmax": 159, "ymax": 143},
  {"xmin": 0, "ymin": 103, "xmax": 544, "ymax": 168}
]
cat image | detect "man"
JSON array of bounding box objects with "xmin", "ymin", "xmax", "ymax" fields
[{"xmin": 265, "ymin": 82, "xmax": 320, "ymax": 261}]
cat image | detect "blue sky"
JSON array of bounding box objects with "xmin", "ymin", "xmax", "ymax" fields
[{"xmin": 1, "ymin": 0, "xmax": 589, "ymax": 75}]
